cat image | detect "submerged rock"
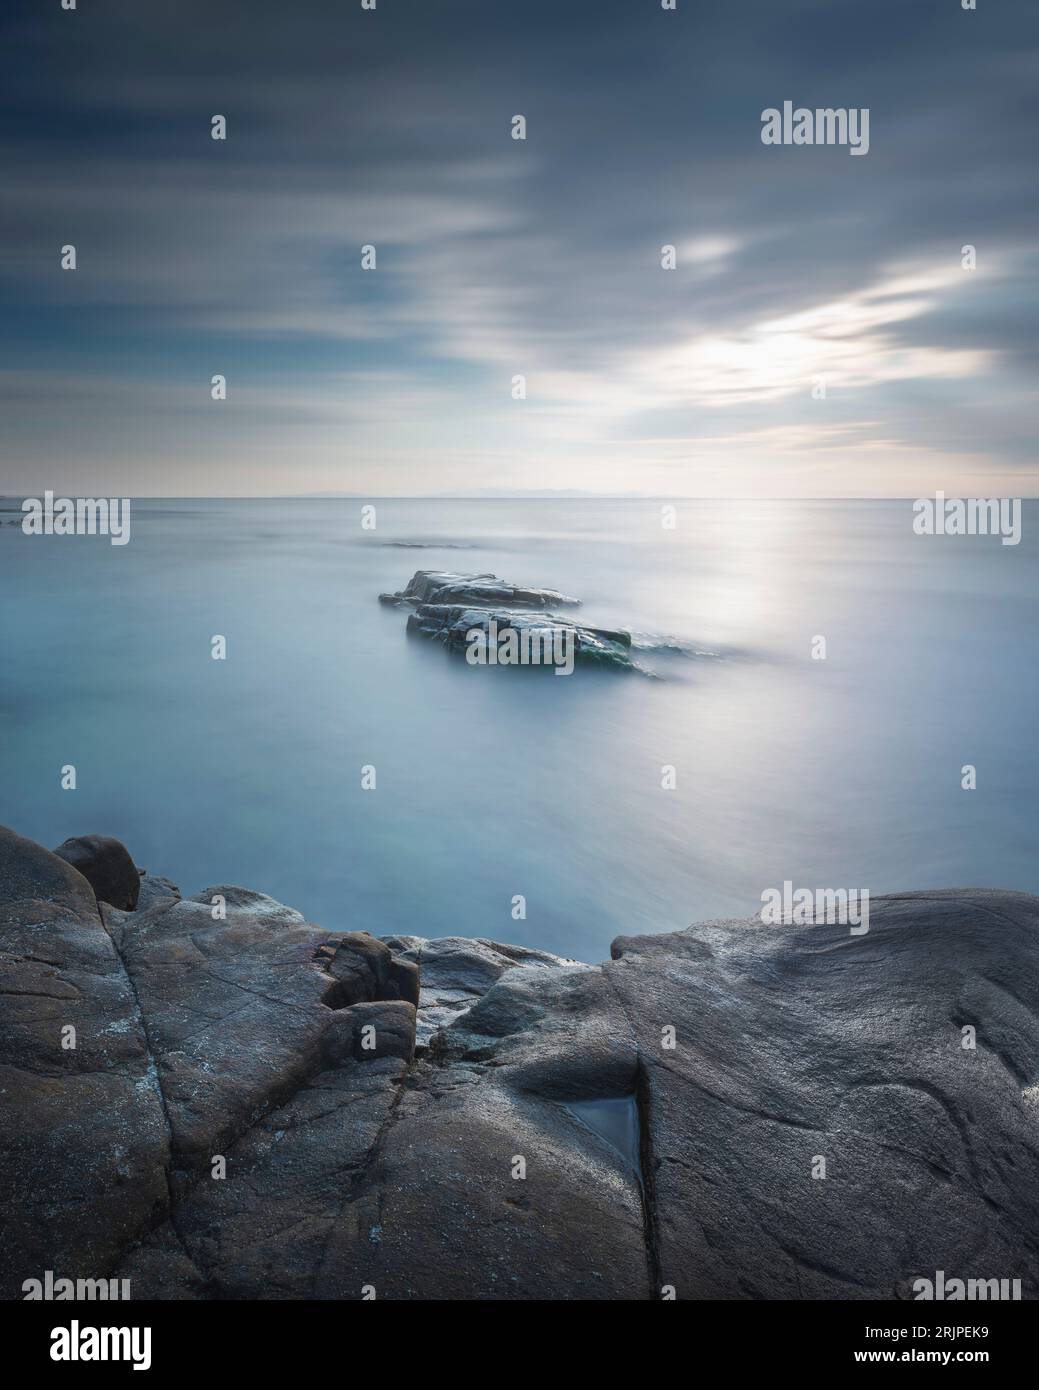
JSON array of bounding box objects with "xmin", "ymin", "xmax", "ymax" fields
[
  {"xmin": 379, "ymin": 570, "xmax": 580, "ymax": 609},
  {"xmin": 405, "ymin": 604, "xmax": 634, "ymax": 671},
  {"xmin": 3, "ymin": 823, "xmax": 1039, "ymax": 1301}
]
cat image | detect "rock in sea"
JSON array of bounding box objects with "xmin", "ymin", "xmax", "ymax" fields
[
  {"xmin": 405, "ymin": 603, "xmax": 634, "ymax": 670},
  {"xmin": 379, "ymin": 569, "xmax": 580, "ymax": 609}
]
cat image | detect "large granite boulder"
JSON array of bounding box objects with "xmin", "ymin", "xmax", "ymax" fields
[
  {"xmin": 3, "ymin": 823, "xmax": 1039, "ymax": 1301},
  {"xmin": 53, "ymin": 833, "xmax": 141, "ymax": 910},
  {"xmin": 316, "ymin": 931, "xmax": 419, "ymax": 1009}
]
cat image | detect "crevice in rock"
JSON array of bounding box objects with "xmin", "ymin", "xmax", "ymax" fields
[
  {"xmin": 320, "ymin": 978, "xmax": 358, "ymax": 1010},
  {"xmin": 98, "ymin": 904, "xmax": 187, "ymax": 1272},
  {"xmin": 308, "ymin": 1057, "xmax": 418, "ymax": 1295},
  {"xmin": 0, "ymin": 987, "xmax": 82, "ymax": 1000},
  {"xmin": 189, "ymin": 959, "xmax": 318, "ymax": 1018},
  {"xmin": 601, "ymin": 962, "xmax": 664, "ymax": 1301},
  {"xmin": 106, "ymin": 928, "xmax": 425, "ymax": 1288},
  {"xmin": 635, "ymin": 1057, "xmax": 665, "ymax": 1301}
]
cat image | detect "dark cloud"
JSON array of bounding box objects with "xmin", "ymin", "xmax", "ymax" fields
[{"xmin": 1, "ymin": 0, "xmax": 1036, "ymax": 494}]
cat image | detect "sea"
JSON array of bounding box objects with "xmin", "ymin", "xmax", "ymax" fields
[{"xmin": 2, "ymin": 497, "xmax": 1036, "ymax": 963}]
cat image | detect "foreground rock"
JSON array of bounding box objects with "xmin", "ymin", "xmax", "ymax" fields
[
  {"xmin": 0, "ymin": 828, "xmax": 168, "ymax": 1286},
  {"xmin": 405, "ymin": 604, "xmax": 634, "ymax": 671},
  {"xmin": 379, "ymin": 570, "xmax": 579, "ymax": 609},
  {"xmin": 2, "ymin": 824, "xmax": 1039, "ymax": 1300}
]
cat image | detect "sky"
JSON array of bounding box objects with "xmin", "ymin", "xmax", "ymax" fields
[{"xmin": 1, "ymin": 0, "xmax": 1036, "ymax": 498}]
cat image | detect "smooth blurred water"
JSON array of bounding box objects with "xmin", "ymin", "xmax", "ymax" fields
[{"xmin": 2, "ymin": 498, "xmax": 1036, "ymax": 962}]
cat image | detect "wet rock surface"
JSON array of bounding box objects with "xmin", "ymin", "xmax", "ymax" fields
[
  {"xmin": 3, "ymin": 825, "xmax": 1039, "ymax": 1300},
  {"xmin": 379, "ymin": 569, "xmax": 580, "ymax": 609},
  {"xmin": 381, "ymin": 570, "xmax": 638, "ymax": 672},
  {"xmin": 405, "ymin": 604, "xmax": 634, "ymax": 670}
]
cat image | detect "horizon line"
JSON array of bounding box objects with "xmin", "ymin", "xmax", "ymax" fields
[{"xmin": 6, "ymin": 493, "xmax": 1039, "ymax": 503}]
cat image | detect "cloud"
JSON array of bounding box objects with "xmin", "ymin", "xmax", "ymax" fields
[{"xmin": 0, "ymin": 0, "xmax": 1036, "ymax": 495}]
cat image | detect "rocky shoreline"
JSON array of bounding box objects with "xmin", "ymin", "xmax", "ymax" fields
[{"xmin": 2, "ymin": 823, "xmax": 1038, "ymax": 1300}]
